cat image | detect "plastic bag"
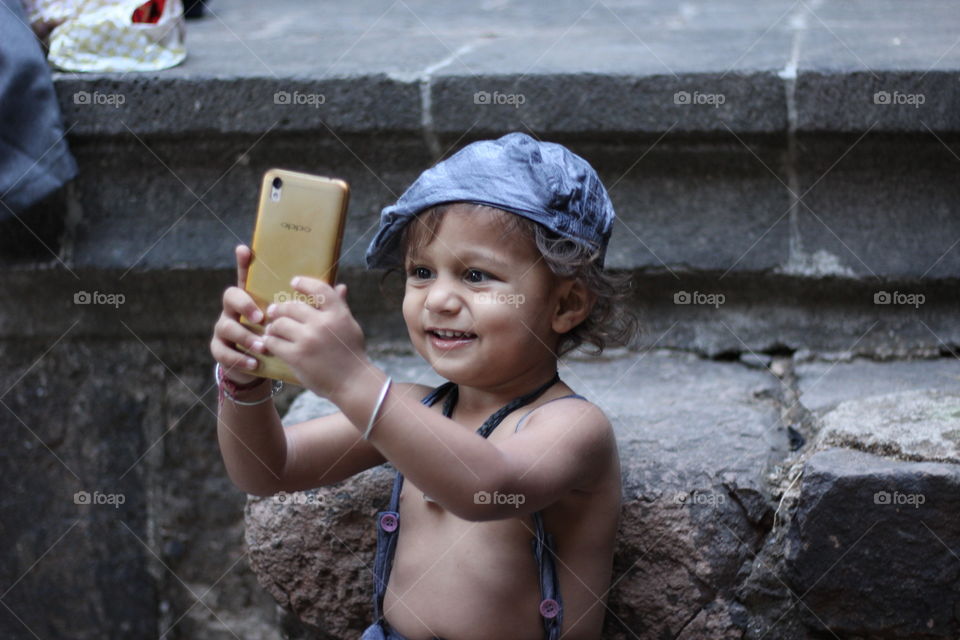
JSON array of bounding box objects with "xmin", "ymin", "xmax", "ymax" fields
[{"xmin": 25, "ymin": 0, "xmax": 186, "ymax": 72}]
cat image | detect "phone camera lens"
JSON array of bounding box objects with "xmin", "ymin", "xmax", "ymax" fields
[{"xmin": 272, "ymin": 177, "xmax": 283, "ymax": 190}]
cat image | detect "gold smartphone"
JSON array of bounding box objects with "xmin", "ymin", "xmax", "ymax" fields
[{"xmin": 238, "ymin": 169, "xmax": 349, "ymax": 385}]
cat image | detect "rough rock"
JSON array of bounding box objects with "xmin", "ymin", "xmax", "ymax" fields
[
  {"xmin": 246, "ymin": 468, "xmax": 395, "ymax": 640},
  {"xmin": 795, "ymin": 357, "xmax": 960, "ymax": 416},
  {"xmin": 743, "ymin": 386, "xmax": 960, "ymax": 639},
  {"xmin": 815, "ymin": 389, "xmax": 960, "ymax": 463},
  {"xmin": 785, "ymin": 448, "xmax": 960, "ymax": 639}
]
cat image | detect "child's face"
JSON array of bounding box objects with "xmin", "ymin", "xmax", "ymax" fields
[{"xmin": 402, "ymin": 205, "xmax": 564, "ymax": 387}]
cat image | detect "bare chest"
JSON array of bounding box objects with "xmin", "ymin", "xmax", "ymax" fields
[{"xmin": 382, "ymin": 466, "xmax": 620, "ymax": 640}]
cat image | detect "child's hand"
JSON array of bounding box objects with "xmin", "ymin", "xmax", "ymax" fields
[
  {"xmin": 261, "ymin": 276, "xmax": 369, "ymax": 399},
  {"xmin": 210, "ymin": 244, "xmax": 268, "ymax": 385}
]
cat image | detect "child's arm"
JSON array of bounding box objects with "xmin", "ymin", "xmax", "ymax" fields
[
  {"xmin": 335, "ymin": 365, "xmax": 614, "ymax": 521},
  {"xmin": 266, "ymin": 381, "xmax": 432, "ymax": 492},
  {"xmin": 211, "ymin": 245, "xmax": 395, "ymax": 496},
  {"xmin": 210, "ymin": 244, "xmax": 285, "ymax": 494},
  {"xmin": 217, "ymin": 389, "xmax": 418, "ymax": 496},
  {"xmin": 262, "ymin": 277, "xmax": 616, "ymax": 520}
]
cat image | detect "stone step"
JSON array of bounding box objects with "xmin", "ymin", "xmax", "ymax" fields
[
  {"xmin": 49, "ymin": 0, "xmax": 960, "ymax": 139},
  {"xmin": 4, "ymin": 0, "xmax": 960, "ymax": 356}
]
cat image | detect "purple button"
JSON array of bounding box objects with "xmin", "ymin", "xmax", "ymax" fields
[
  {"xmin": 380, "ymin": 513, "xmax": 398, "ymax": 532},
  {"xmin": 539, "ymin": 598, "xmax": 559, "ymax": 618}
]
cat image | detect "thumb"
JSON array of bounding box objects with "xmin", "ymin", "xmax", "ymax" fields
[{"xmin": 336, "ymin": 283, "xmax": 348, "ymax": 300}]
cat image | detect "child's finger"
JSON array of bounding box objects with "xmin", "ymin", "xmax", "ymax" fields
[
  {"xmin": 265, "ymin": 300, "xmax": 316, "ymax": 323},
  {"xmin": 290, "ymin": 276, "xmax": 335, "ymax": 303},
  {"xmin": 263, "ymin": 316, "xmax": 299, "ymax": 340},
  {"xmin": 261, "ymin": 318, "xmax": 299, "ymax": 360},
  {"xmin": 223, "ymin": 286, "xmax": 264, "ymax": 324},
  {"xmin": 215, "ymin": 315, "xmax": 267, "ymax": 355},
  {"xmin": 210, "ymin": 337, "xmax": 261, "ymax": 380},
  {"xmin": 235, "ymin": 244, "xmax": 252, "ymax": 289}
]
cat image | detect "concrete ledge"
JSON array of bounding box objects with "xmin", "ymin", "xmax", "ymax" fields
[
  {"xmin": 51, "ymin": 0, "xmax": 960, "ymax": 137},
  {"xmin": 3, "ymin": 267, "xmax": 958, "ymax": 360},
  {"xmin": 7, "ymin": 132, "xmax": 960, "ymax": 283},
  {"xmin": 55, "ymin": 75, "xmax": 423, "ymax": 137},
  {"xmin": 16, "ymin": 0, "xmax": 958, "ymax": 290}
]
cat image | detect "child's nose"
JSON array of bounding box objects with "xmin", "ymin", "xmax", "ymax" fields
[{"xmin": 424, "ymin": 277, "xmax": 462, "ymax": 314}]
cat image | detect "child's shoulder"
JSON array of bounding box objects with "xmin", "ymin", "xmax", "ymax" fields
[{"xmin": 523, "ymin": 391, "xmax": 610, "ymax": 431}]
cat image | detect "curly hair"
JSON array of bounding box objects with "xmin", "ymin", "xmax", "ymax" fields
[{"xmin": 383, "ymin": 203, "xmax": 639, "ymax": 357}]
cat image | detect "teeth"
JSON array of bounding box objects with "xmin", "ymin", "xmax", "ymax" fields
[{"xmin": 434, "ymin": 329, "xmax": 472, "ymax": 339}]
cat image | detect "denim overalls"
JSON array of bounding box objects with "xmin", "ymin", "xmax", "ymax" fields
[{"xmin": 361, "ymin": 371, "xmax": 583, "ymax": 640}]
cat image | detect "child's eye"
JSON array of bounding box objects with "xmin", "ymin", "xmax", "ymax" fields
[
  {"xmin": 408, "ymin": 266, "xmax": 432, "ymax": 280},
  {"xmin": 465, "ymin": 269, "xmax": 491, "ymax": 283}
]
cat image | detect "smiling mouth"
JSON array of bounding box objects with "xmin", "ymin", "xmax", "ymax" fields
[{"xmin": 428, "ymin": 329, "xmax": 477, "ymax": 340}]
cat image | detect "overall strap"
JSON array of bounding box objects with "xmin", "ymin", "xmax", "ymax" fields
[
  {"xmin": 440, "ymin": 371, "xmax": 561, "ymax": 439},
  {"xmin": 531, "ymin": 511, "xmax": 564, "ymax": 640},
  {"xmin": 514, "ymin": 393, "xmax": 588, "ymax": 433}
]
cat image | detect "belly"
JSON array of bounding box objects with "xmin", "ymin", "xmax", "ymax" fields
[{"xmin": 382, "ymin": 486, "xmax": 546, "ymax": 640}]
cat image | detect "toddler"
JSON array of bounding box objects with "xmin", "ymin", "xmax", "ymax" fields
[{"xmin": 211, "ymin": 132, "xmax": 635, "ymax": 640}]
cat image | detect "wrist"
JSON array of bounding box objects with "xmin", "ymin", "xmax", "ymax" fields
[
  {"xmin": 222, "ymin": 369, "xmax": 262, "ymax": 387},
  {"xmin": 230, "ymin": 379, "xmax": 271, "ymax": 400},
  {"xmin": 215, "ymin": 363, "xmax": 281, "ymax": 407},
  {"xmin": 330, "ymin": 361, "xmax": 387, "ymax": 429},
  {"xmin": 223, "ymin": 369, "xmax": 266, "ymax": 389}
]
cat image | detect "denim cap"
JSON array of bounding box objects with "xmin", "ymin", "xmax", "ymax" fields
[{"xmin": 364, "ymin": 132, "xmax": 615, "ymax": 269}]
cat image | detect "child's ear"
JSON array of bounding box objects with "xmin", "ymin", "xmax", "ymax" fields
[{"xmin": 551, "ymin": 278, "xmax": 595, "ymax": 335}]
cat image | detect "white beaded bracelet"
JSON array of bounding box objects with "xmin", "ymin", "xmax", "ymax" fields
[{"xmin": 363, "ymin": 376, "xmax": 393, "ymax": 440}]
